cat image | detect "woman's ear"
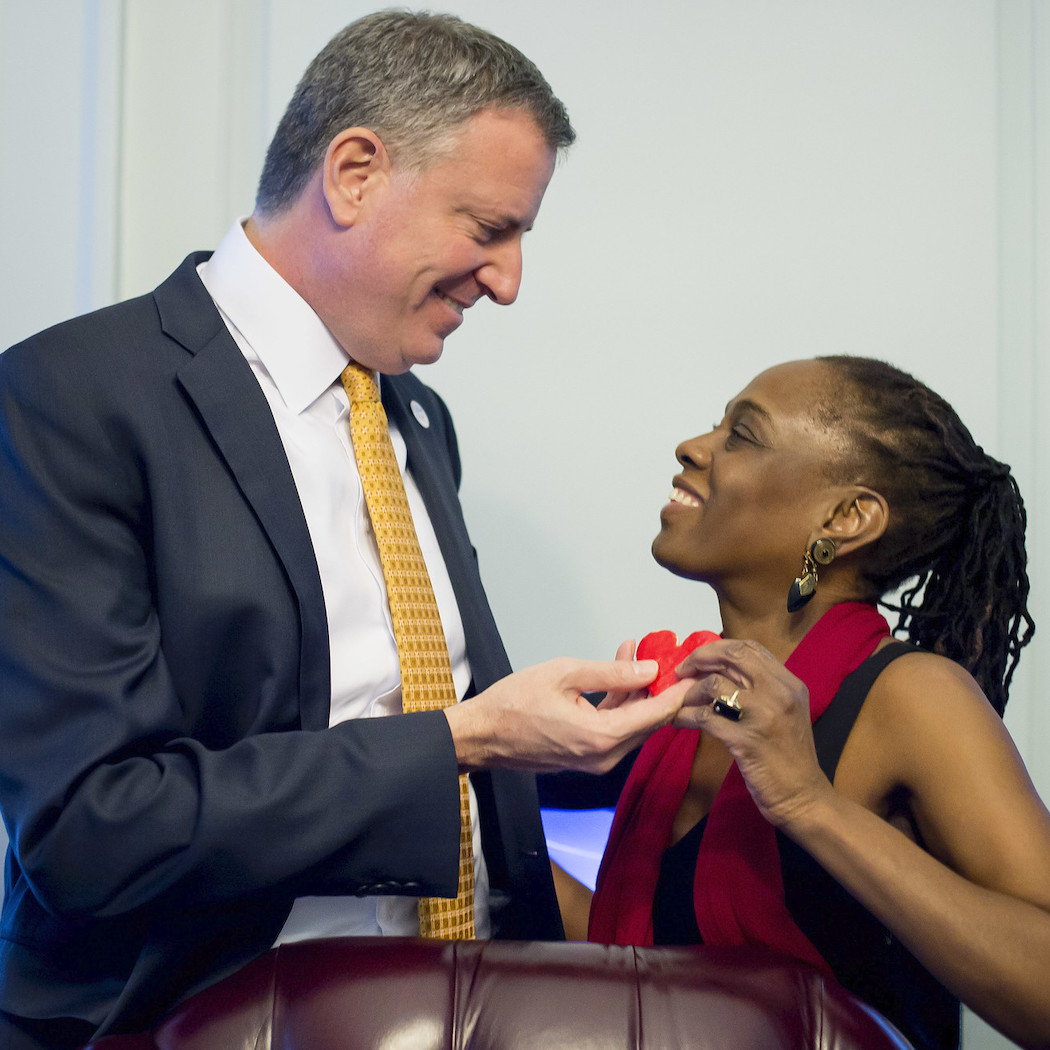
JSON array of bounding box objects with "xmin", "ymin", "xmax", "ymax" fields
[
  {"xmin": 321, "ymin": 127, "xmax": 390, "ymax": 227},
  {"xmin": 822, "ymin": 487, "xmax": 889, "ymax": 557}
]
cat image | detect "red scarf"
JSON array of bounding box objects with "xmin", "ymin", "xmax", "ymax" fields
[{"xmin": 588, "ymin": 602, "xmax": 889, "ymax": 973}]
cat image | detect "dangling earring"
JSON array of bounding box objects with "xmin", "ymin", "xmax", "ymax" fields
[{"xmin": 786, "ymin": 538, "xmax": 837, "ymax": 613}]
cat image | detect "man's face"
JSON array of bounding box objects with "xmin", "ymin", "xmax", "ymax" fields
[{"xmin": 329, "ymin": 108, "xmax": 558, "ymax": 374}]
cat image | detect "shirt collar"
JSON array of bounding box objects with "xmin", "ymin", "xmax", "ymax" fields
[{"xmin": 199, "ymin": 220, "xmax": 350, "ymax": 415}]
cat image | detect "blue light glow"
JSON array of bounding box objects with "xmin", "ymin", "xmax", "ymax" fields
[{"xmin": 540, "ymin": 808, "xmax": 615, "ymax": 891}]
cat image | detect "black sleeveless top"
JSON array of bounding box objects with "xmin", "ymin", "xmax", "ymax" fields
[{"xmin": 651, "ymin": 642, "xmax": 960, "ymax": 1050}]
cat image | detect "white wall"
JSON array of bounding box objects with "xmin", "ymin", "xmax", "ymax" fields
[{"xmin": 1, "ymin": 3, "xmax": 1047, "ymax": 1046}]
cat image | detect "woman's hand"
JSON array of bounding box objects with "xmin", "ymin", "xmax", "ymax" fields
[{"xmin": 672, "ymin": 638, "xmax": 834, "ymax": 830}]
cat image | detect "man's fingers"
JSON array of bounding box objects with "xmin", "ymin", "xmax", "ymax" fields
[
  {"xmin": 602, "ymin": 676, "xmax": 691, "ymax": 734},
  {"xmin": 595, "ymin": 641, "xmax": 645, "ymax": 711},
  {"xmin": 561, "ymin": 657, "xmax": 659, "ymax": 694}
]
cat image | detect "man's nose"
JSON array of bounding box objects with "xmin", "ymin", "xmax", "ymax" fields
[{"xmin": 477, "ymin": 238, "xmax": 523, "ymax": 305}]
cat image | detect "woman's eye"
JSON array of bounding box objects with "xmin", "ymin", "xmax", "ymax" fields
[{"xmin": 727, "ymin": 425, "xmax": 754, "ymax": 445}]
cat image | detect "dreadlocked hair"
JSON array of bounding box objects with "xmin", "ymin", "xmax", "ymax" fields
[{"xmin": 817, "ymin": 355, "xmax": 1034, "ymax": 715}]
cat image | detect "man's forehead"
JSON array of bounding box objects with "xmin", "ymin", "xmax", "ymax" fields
[{"xmin": 414, "ymin": 111, "xmax": 556, "ymax": 222}]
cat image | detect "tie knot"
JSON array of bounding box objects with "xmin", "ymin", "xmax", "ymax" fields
[{"xmin": 341, "ymin": 362, "xmax": 380, "ymax": 404}]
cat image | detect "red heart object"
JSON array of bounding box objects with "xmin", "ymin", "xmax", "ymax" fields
[{"xmin": 636, "ymin": 630, "xmax": 720, "ymax": 695}]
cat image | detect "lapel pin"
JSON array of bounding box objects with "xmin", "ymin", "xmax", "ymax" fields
[{"xmin": 410, "ymin": 400, "xmax": 430, "ymax": 429}]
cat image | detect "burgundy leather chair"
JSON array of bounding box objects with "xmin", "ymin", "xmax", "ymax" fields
[{"xmin": 84, "ymin": 937, "xmax": 913, "ymax": 1050}]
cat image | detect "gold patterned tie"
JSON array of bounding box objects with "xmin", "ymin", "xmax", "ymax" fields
[{"xmin": 341, "ymin": 361, "xmax": 476, "ymax": 939}]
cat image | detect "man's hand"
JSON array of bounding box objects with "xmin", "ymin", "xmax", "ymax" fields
[{"xmin": 444, "ymin": 658, "xmax": 691, "ymax": 774}]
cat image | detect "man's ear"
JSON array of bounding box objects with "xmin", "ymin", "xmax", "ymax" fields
[
  {"xmin": 821, "ymin": 487, "xmax": 889, "ymax": 556},
  {"xmin": 321, "ymin": 128, "xmax": 390, "ymax": 227}
]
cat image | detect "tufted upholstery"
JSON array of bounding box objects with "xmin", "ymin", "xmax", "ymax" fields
[{"xmin": 84, "ymin": 937, "xmax": 913, "ymax": 1050}]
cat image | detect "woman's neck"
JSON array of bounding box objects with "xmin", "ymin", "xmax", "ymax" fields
[{"xmin": 716, "ymin": 594, "xmax": 843, "ymax": 664}]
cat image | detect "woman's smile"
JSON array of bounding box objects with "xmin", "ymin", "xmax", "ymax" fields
[{"xmin": 667, "ymin": 482, "xmax": 703, "ymax": 509}]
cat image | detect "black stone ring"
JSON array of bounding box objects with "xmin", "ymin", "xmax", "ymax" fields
[{"xmin": 712, "ymin": 690, "xmax": 743, "ymax": 721}]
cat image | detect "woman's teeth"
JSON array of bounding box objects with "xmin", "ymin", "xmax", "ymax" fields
[{"xmin": 669, "ymin": 487, "xmax": 701, "ymax": 507}]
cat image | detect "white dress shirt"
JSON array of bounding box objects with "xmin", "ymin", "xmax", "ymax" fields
[{"xmin": 197, "ymin": 221, "xmax": 490, "ymax": 940}]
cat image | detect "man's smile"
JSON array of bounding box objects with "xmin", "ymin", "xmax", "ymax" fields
[{"xmin": 435, "ymin": 289, "xmax": 467, "ymax": 315}]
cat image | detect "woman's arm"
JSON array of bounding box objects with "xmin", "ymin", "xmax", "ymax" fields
[
  {"xmin": 675, "ymin": 640, "xmax": 1050, "ymax": 1050},
  {"xmin": 551, "ymin": 861, "xmax": 594, "ymax": 940}
]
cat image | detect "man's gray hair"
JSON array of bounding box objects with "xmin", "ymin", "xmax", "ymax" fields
[{"xmin": 255, "ymin": 9, "xmax": 575, "ymax": 215}]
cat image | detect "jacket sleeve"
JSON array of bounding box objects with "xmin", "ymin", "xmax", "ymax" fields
[{"xmin": 0, "ymin": 325, "xmax": 462, "ymax": 922}]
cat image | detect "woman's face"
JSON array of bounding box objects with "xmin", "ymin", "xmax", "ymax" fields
[{"xmin": 652, "ymin": 359, "xmax": 849, "ymax": 597}]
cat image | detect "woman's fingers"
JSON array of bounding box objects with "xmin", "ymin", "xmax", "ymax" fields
[
  {"xmin": 674, "ymin": 637, "xmax": 774, "ymax": 684},
  {"xmin": 673, "ymin": 639, "xmax": 827, "ymax": 825}
]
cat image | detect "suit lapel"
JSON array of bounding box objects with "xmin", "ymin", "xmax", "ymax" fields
[
  {"xmin": 383, "ymin": 377, "xmax": 511, "ymax": 691},
  {"xmin": 153, "ymin": 255, "xmax": 331, "ymax": 728},
  {"xmin": 385, "ymin": 381, "xmax": 565, "ymax": 938}
]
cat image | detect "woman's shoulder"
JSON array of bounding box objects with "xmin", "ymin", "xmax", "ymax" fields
[
  {"xmin": 864, "ymin": 644, "xmax": 1002, "ymax": 733},
  {"xmin": 835, "ymin": 644, "xmax": 1015, "ymax": 827},
  {"xmin": 852, "ymin": 641, "xmax": 1050, "ymax": 904}
]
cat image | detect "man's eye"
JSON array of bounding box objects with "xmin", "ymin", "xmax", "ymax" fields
[{"xmin": 727, "ymin": 425, "xmax": 754, "ymax": 445}]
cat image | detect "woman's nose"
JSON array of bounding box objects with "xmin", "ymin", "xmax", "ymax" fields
[{"xmin": 675, "ymin": 433, "xmax": 713, "ymax": 469}]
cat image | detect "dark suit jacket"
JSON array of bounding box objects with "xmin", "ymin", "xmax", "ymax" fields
[{"xmin": 0, "ymin": 254, "xmax": 562, "ymax": 1040}]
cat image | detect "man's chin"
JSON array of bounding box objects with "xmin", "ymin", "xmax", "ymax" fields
[
  {"xmin": 400, "ymin": 336, "xmax": 448, "ymax": 370},
  {"xmin": 367, "ymin": 330, "xmax": 449, "ymax": 374}
]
